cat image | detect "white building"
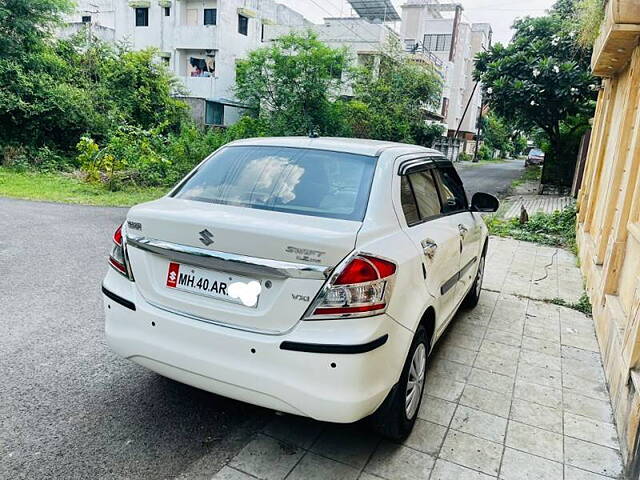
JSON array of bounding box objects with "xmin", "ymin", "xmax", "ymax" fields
[
  {"xmin": 63, "ymin": 0, "xmax": 307, "ymax": 126},
  {"xmin": 401, "ymin": 0, "xmax": 491, "ymax": 140}
]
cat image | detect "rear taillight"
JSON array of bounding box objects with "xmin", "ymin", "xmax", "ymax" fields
[
  {"xmin": 304, "ymin": 254, "xmax": 396, "ymax": 320},
  {"xmin": 109, "ymin": 224, "xmax": 133, "ymax": 280}
]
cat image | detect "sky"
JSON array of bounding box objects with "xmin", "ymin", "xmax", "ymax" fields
[{"xmin": 277, "ymin": 0, "xmax": 557, "ymax": 45}]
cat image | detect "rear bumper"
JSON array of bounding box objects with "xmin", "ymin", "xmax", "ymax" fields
[{"xmin": 102, "ymin": 270, "xmax": 413, "ymax": 423}]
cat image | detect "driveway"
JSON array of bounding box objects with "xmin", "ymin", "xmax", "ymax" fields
[
  {"xmin": 0, "ymin": 199, "xmax": 268, "ymax": 480},
  {"xmin": 456, "ymin": 159, "xmax": 525, "ymax": 199}
]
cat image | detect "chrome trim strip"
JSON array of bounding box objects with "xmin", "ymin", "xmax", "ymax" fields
[{"xmin": 126, "ymin": 235, "xmax": 332, "ymax": 280}]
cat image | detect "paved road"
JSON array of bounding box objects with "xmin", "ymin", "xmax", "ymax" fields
[
  {"xmin": 0, "ymin": 199, "xmax": 267, "ymax": 480},
  {"xmin": 455, "ymin": 158, "xmax": 525, "ymax": 199},
  {"xmin": 0, "ymin": 159, "xmax": 524, "ymax": 479}
]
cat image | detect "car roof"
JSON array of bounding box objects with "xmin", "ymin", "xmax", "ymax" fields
[{"xmin": 225, "ymin": 136, "xmax": 442, "ymax": 157}]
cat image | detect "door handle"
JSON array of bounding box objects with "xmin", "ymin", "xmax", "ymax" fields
[
  {"xmin": 458, "ymin": 224, "xmax": 469, "ymax": 237},
  {"xmin": 421, "ymin": 239, "xmax": 438, "ymax": 259}
]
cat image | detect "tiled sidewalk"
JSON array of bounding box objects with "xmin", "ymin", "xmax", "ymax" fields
[
  {"xmin": 213, "ymin": 237, "xmax": 624, "ymax": 480},
  {"xmin": 502, "ymin": 195, "xmax": 574, "ymax": 220}
]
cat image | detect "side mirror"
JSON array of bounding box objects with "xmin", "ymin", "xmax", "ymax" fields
[{"xmin": 470, "ymin": 192, "xmax": 499, "ymax": 213}]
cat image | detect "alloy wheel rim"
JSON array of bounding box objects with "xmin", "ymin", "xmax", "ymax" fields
[{"xmin": 405, "ymin": 343, "xmax": 427, "ymax": 419}]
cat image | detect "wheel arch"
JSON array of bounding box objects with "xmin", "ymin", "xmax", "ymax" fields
[{"xmin": 418, "ymin": 305, "xmax": 436, "ymax": 352}]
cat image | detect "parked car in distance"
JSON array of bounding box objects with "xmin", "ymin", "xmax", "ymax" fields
[
  {"xmin": 526, "ymin": 148, "xmax": 545, "ymax": 166},
  {"xmin": 102, "ymin": 137, "xmax": 499, "ymax": 440}
]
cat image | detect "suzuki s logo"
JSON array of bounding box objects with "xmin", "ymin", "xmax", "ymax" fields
[
  {"xmin": 166, "ymin": 262, "xmax": 180, "ymax": 288},
  {"xmin": 199, "ymin": 229, "xmax": 214, "ymax": 246}
]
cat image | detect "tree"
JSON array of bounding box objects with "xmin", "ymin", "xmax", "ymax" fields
[
  {"xmin": 0, "ymin": 19, "xmax": 188, "ymax": 153},
  {"xmin": 235, "ymin": 31, "xmax": 349, "ymax": 135},
  {"xmin": 474, "ymin": 6, "xmax": 598, "ymax": 187},
  {"xmin": 0, "ymin": 0, "xmax": 72, "ymax": 59},
  {"xmin": 481, "ymin": 113, "xmax": 513, "ymax": 157},
  {"xmin": 348, "ymin": 40, "xmax": 443, "ymax": 145}
]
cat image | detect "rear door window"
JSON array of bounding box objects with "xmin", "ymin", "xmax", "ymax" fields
[
  {"xmin": 400, "ymin": 176, "xmax": 420, "ymax": 225},
  {"xmin": 400, "ymin": 168, "xmax": 441, "ymax": 226},
  {"xmin": 434, "ymin": 166, "xmax": 468, "ymax": 214},
  {"xmin": 172, "ymin": 146, "xmax": 377, "ymax": 221},
  {"xmin": 410, "ymin": 170, "xmax": 441, "ymax": 220}
]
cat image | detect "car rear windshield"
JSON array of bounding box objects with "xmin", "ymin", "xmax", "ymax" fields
[
  {"xmin": 171, "ymin": 146, "xmax": 377, "ymax": 221},
  {"xmin": 530, "ymin": 149, "xmax": 544, "ymax": 156}
]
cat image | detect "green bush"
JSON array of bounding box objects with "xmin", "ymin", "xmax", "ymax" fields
[
  {"xmin": 485, "ymin": 204, "xmax": 577, "ymax": 252},
  {"xmin": 76, "ymin": 116, "xmax": 271, "ymax": 189},
  {"xmin": 477, "ymin": 144, "xmax": 493, "ymax": 161},
  {"xmin": 458, "ymin": 152, "xmax": 472, "ymax": 162}
]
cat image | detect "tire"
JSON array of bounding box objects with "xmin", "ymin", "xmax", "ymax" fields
[
  {"xmin": 462, "ymin": 252, "xmax": 486, "ymax": 309},
  {"xmin": 368, "ymin": 326, "xmax": 429, "ymax": 441}
]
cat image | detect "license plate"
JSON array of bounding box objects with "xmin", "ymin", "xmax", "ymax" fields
[{"xmin": 165, "ymin": 262, "xmax": 261, "ymax": 307}]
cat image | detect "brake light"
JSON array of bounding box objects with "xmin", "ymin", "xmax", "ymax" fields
[
  {"xmin": 108, "ymin": 224, "xmax": 132, "ymax": 279},
  {"xmin": 305, "ymin": 254, "xmax": 396, "ymax": 320}
]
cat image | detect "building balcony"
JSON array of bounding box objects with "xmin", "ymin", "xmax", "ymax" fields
[
  {"xmin": 179, "ymin": 75, "xmax": 218, "ymax": 99},
  {"xmin": 174, "ymin": 26, "xmax": 218, "ymax": 50}
]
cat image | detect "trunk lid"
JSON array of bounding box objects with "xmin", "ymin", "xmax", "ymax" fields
[{"xmin": 125, "ymin": 198, "xmax": 360, "ymax": 333}]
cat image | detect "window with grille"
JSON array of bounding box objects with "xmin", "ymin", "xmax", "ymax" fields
[{"xmin": 423, "ymin": 34, "xmax": 452, "ymax": 52}]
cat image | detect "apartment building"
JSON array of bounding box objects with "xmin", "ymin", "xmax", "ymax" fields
[
  {"xmin": 400, "ymin": 0, "xmax": 491, "ymax": 140},
  {"xmin": 63, "ymin": 0, "xmax": 306, "ymax": 126}
]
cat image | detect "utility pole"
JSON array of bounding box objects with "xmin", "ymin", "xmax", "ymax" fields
[{"xmin": 473, "ymin": 101, "xmax": 482, "ymax": 162}]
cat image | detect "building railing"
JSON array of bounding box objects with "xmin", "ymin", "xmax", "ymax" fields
[{"xmin": 404, "ymin": 41, "xmax": 444, "ymax": 68}]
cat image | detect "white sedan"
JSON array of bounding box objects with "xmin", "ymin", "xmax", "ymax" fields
[{"xmin": 102, "ymin": 137, "xmax": 498, "ymax": 439}]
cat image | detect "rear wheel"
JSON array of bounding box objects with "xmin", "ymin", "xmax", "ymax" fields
[
  {"xmin": 368, "ymin": 326, "xmax": 428, "ymax": 440},
  {"xmin": 463, "ymin": 252, "xmax": 485, "ymax": 308}
]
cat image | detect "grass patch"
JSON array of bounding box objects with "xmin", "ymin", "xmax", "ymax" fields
[
  {"xmin": 0, "ymin": 168, "xmax": 166, "ymax": 207},
  {"xmin": 484, "ymin": 204, "xmax": 577, "ymax": 253},
  {"xmin": 511, "ymin": 165, "xmax": 542, "ymax": 187},
  {"xmin": 469, "ymin": 158, "xmax": 507, "ymax": 165},
  {"xmin": 548, "ymin": 292, "xmax": 592, "ymax": 316}
]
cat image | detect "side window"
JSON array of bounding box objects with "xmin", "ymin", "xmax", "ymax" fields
[
  {"xmin": 435, "ymin": 166, "xmax": 468, "ymax": 213},
  {"xmin": 400, "ymin": 169, "xmax": 441, "ymax": 226},
  {"xmin": 410, "ymin": 171, "xmax": 441, "ymax": 219},
  {"xmin": 400, "ymin": 176, "xmax": 420, "ymax": 225}
]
